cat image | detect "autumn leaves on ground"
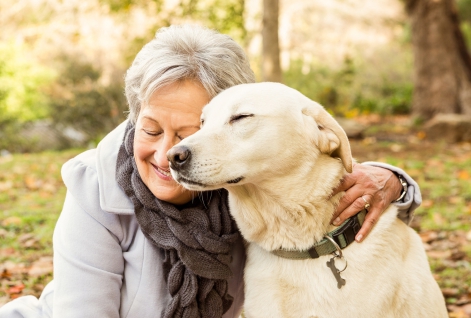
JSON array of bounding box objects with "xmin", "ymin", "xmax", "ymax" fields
[{"xmin": 1, "ymin": 116, "xmax": 471, "ymax": 317}]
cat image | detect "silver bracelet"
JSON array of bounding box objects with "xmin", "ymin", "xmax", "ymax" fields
[{"xmin": 394, "ymin": 174, "xmax": 408, "ymax": 202}]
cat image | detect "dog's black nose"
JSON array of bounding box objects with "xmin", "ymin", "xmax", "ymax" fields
[{"xmin": 167, "ymin": 146, "xmax": 191, "ymax": 170}]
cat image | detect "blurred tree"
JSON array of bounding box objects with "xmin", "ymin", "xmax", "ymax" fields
[
  {"xmin": 405, "ymin": 0, "xmax": 471, "ymax": 119},
  {"xmin": 48, "ymin": 55, "xmax": 128, "ymax": 144},
  {"xmin": 262, "ymin": 0, "xmax": 282, "ymax": 82},
  {"xmin": 0, "ymin": 43, "xmax": 54, "ymax": 123}
]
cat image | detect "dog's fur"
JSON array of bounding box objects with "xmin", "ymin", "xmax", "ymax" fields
[{"xmin": 168, "ymin": 82, "xmax": 447, "ymax": 318}]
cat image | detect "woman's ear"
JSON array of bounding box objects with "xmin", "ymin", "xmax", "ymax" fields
[{"xmin": 302, "ymin": 103, "xmax": 353, "ymax": 173}]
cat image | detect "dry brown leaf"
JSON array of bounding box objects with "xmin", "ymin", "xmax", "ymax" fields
[
  {"xmin": 0, "ymin": 181, "xmax": 13, "ymax": 191},
  {"xmin": 2, "ymin": 261, "xmax": 28, "ymax": 275},
  {"xmin": 24, "ymin": 176, "xmax": 42, "ymax": 190},
  {"xmin": 419, "ymin": 231, "xmax": 438, "ymax": 243},
  {"xmin": 426, "ymin": 250, "xmax": 452, "ymax": 259},
  {"xmin": 18, "ymin": 233, "xmax": 35, "ymax": 243},
  {"xmin": 417, "ymin": 131, "xmax": 426, "ymax": 139},
  {"xmin": 422, "ymin": 199, "xmax": 434, "ymax": 208},
  {"xmin": 449, "ymin": 196, "xmax": 463, "ymax": 204},
  {"xmin": 28, "ymin": 257, "xmax": 53, "ymax": 277},
  {"xmin": 7, "ymin": 283, "xmax": 25, "ymax": 295},
  {"xmin": 450, "ymin": 250, "xmax": 466, "ymax": 261},
  {"xmin": 442, "ymin": 288, "xmax": 460, "ymax": 297},
  {"xmin": 458, "ymin": 170, "xmax": 470, "ymax": 180},
  {"xmin": 0, "ymin": 247, "xmax": 16, "ymax": 257},
  {"xmin": 1, "ymin": 216, "xmax": 22, "ymax": 227},
  {"xmin": 433, "ymin": 213, "xmax": 446, "ymax": 226},
  {"xmin": 41, "ymin": 182, "xmax": 56, "ymax": 193}
]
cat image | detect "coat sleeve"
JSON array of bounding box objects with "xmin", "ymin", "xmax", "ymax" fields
[
  {"xmin": 361, "ymin": 161, "xmax": 422, "ymax": 225},
  {"xmin": 52, "ymin": 158, "xmax": 125, "ymax": 317}
]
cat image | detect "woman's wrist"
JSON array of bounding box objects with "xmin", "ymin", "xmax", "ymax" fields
[{"xmin": 392, "ymin": 173, "xmax": 408, "ymax": 202}]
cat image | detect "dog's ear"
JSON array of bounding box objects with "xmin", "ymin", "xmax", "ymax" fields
[{"xmin": 302, "ymin": 104, "xmax": 353, "ymax": 173}]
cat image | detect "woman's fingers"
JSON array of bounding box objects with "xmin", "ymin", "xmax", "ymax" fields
[
  {"xmin": 331, "ymin": 186, "xmax": 371, "ymax": 225},
  {"xmin": 331, "ymin": 164, "xmax": 403, "ymax": 242},
  {"xmin": 354, "ymin": 204, "xmax": 381, "ymax": 242}
]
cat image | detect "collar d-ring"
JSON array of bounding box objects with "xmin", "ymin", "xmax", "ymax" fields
[
  {"xmin": 324, "ymin": 235, "xmax": 343, "ymax": 258},
  {"xmin": 324, "ymin": 235, "xmax": 348, "ymax": 272}
]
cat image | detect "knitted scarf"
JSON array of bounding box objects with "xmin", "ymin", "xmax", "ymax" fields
[{"xmin": 116, "ymin": 122, "xmax": 240, "ymax": 318}]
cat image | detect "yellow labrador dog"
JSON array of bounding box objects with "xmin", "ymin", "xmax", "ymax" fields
[{"xmin": 167, "ymin": 82, "xmax": 447, "ymax": 318}]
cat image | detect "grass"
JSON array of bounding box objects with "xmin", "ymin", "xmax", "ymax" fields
[{"xmin": 0, "ymin": 149, "xmax": 83, "ymax": 301}]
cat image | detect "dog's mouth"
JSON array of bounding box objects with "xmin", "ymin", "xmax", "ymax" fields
[
  {"xmin": 174, "ymin": 174, "xmax": 245, "ymax": 190},
  {"xmin": 176, "ymin": 175, "xmax": 208, "ymax": 189}
]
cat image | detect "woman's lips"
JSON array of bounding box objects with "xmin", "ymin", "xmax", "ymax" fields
[{"xmin": 152, "ymin": 163, "xmax": 173, "ymax": 181}]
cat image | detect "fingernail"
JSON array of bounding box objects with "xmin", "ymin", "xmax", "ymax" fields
[
  {"xmin": 333, "ymin": 217, "xmax": 340, "ymax": 226},
  {"xmin": 355, "ymin": 234, "xmax": 363, "ymax": 242}
]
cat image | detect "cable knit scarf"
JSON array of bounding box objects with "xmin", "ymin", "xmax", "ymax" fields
[{"xmin": 116, "ymin": 122, "xmax": 240, "ymax": 318}]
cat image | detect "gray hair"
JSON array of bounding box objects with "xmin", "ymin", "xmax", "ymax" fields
[{"xmin": 125, "ymin": 24, "xmax": 256, "ymax": 123}]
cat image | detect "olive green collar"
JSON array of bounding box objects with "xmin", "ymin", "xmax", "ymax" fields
[{"xmin": 271, "ymin": 209, "xmax": 367, "ymax": 260}]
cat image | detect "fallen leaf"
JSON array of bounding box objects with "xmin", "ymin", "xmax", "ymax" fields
[
  {"xmin": 442, "ymin": 288, "xmax": 461, "ymax": 297},
  {"xmin": 420, "ymin": 231, "xmax": 438, "ymax": 243},
  {"xmin": 28, "ymin": 257, "xmax": 53, "ymax": 277},
  {"xmin": 18, "ymin": 233, "xmax": 35, "ymax": 243},
  {"xmin": 23, "ymin": 239, "xmax": 40, "ymax": 249},
  {"xmin": 450, "ymin": 250, "xmax": 466, "ymax": 261},
  {"xmin": 449, "ymin": 196, "xmax": 463, "ymax": 204},
  {"xmin": 1, "ymin": 216, "xmax": 22, "ymax": 227},
  {"xmin": 417, "ymin": 131, "xmax": 426, "ymax": 139},
  {"xmin": 426, "ymin": 250, "xmax": 452, "ymax": 259},
  {"xmin": 0, "ymin": 181, "xmax": 13, "ymax": 191},
  {"xmin": 2, "ymin": 261, "xmax": 28, "ymax": 275},
  {"xmin": 0, "ymin": 247, "xmax": 16, "ymax": 257},
  {"xmin": 41, "ymin": 182, "xmax": 56, "ymax": 193},
  {"xmin": 7, "ymin": 283, "xmax": 25, "ymax": 295},
  {"xmin": 433, "ymin": 213, "xmax": 446, "ymax": 226},
  {"xmin": 422, "ymin": 199, "xmax": 434, "ymax": 208},
  {"xmin": 24, "ymin": 176, "xmax": 43, "ymax": 190},
  {"xmin": 390, "ymin": 144, "xmax": 403, "ymax": 152},
  {"xmin": 0, "ymin": 268, "xmax": 11, "ymax": 279},
  {"xmin": 458, "ymin": 170, "xmax": 470, "ymax": 180}
]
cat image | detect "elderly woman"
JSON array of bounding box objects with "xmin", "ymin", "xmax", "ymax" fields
[{"xmin": 0, "ymin": 25, "xmax": 420, "ymax": 318}]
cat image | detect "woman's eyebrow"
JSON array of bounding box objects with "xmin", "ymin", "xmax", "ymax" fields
[
  {"xmin": 142, "ymin": 116, "xmax": 159, "ymax": 123},
  {"xmin": 142, "ymin": 116, "xmax": 199, "ymax": 130}
]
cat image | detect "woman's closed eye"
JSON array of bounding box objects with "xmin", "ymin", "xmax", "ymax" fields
[{"xmin": 143, "ymin": 129, "xmax": 163, "ymax": 136}]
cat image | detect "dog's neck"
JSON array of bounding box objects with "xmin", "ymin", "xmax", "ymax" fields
[{"xmin": 227, "ymin": 155, "xmax": 347, "ymax": 251}]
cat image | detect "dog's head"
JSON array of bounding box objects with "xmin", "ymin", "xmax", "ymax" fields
[{"xmin": 167, "ymin": 82, "xmax": 352, "ymax": 191}]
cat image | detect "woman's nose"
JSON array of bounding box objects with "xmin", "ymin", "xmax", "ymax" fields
[{"xmin": 154, "ymin": 136, "xmax": 176, "ymax": 167}]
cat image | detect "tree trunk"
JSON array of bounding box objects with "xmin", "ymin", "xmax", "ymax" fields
[
  {"xmin": 406, "ymin": 0, "xmax": 471, "ymax": 119},
  {"xmin": 262, "ymin": 0, "xmax": 282, "ymax": 82}
]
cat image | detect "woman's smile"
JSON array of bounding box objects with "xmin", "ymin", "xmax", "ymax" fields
[{"xmin": 152, "ymin": 163, "xmax": 172, "ymax": 180}]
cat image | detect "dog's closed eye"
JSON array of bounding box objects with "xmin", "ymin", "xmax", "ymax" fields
[{"xmin": 230, "ymin": 114, "xmax": 254, "ymax": 123}]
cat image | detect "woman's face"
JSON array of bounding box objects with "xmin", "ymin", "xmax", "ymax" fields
[{"xmin": 133, "ymin": 80, "xmax": 210, "ymax": 205}]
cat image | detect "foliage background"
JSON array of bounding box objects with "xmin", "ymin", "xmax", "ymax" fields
[{"xmin": 0, "ymin": 0, "xmax": 471, "ymax": 316}]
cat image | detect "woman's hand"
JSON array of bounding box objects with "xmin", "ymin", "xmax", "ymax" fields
[{"xmin": 330, "ymin": 163, "xmax": 403, "ymax": 242}]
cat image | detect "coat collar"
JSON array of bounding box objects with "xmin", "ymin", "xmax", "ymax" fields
[{"xmin": 96, "ymin": 120, "xmax": 135, "ymax": 214}]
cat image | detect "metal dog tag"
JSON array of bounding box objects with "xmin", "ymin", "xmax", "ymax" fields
[{"xmin": 326, "ymin": 256, "xmax": 346, "ymax": 289}]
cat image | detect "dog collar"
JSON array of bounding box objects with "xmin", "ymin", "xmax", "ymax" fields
[{"xmin": 271, "ymin": 209, "xmax": 367, "ymax": 260}]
